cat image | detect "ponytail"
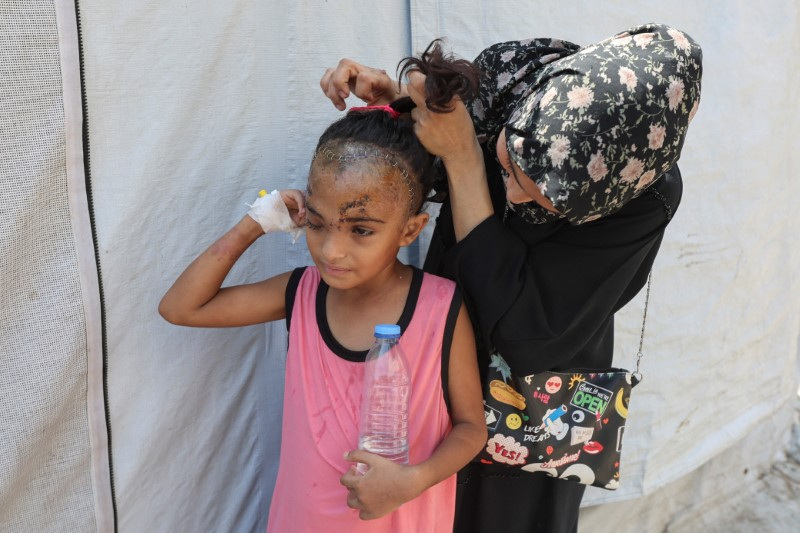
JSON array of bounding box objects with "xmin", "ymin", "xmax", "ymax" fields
[{"xmin": 398, "ymin": 39, "xmax": 482, "ymax": 113}]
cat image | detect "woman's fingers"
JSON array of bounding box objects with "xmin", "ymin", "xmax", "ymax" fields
[
  {"xmin": 320, "ymin": 61, "xmax": 358, "ymax": 110},
  {"xmin": 407, "ymin": 71, "xmax": 432, "ymax": 146},
  {"xmin": 319, "ymin": 68, "xmax": 340, "ymax": 104},
  {"xmin": 320, "ymin": 59, "xmax": 399, "ymax": 110},
  {"xmin": 405, "ymin": 70, "xmax": 427, "ymax": 108},
  {"xmin": 353, "ymin": 69, "xmax": 389, "ymax": 106}
]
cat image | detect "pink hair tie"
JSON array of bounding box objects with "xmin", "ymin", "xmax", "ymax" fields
[{"xmin": 349, "ymin": 104, "xmax": 401, "ymax": 119}]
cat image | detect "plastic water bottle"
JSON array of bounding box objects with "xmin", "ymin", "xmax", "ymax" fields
[{"xmin": 358, "ymin": 324, "xmax": 410, "ymax": 466}]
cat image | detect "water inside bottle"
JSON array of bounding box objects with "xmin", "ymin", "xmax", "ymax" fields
[
  {"xmin": 358, "ymin": 378, "xmax": 409, "ymax": 466},
  {"xmin": 357, "ymin": 325, "xmax": 410, "ymax": 474}
]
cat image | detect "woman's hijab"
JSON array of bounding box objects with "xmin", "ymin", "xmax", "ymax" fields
[{"xmin": 469, "ymin": 23, "xmax": 703, "ymax": 225}]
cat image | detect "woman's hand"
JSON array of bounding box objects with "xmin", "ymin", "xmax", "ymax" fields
[
  {"xmin": 405, "ymin": 70, "xmax": 482, "ymax": 164},
  {"xmin": 340, "ymin": 450, "xmax": 425, "ymax": 520},
  {"xmin": 406, "ymin": 70, "xmax": 493, "ymax": 240},
  {"xmin": 320, "ymin": 59, "xmax": 405, "ymax": 110}
]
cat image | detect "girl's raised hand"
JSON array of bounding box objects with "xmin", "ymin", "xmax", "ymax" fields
[
  {"xmin": 340, "ymin": 450, "xmax": 424, "ymax": 520},
  {"xmin": 320, "ymin": 59, "xmax": 405, "ymax": 110},
  {"xmin": 279, "ymin": 189, "xmax": 306, "ymax": 227}
]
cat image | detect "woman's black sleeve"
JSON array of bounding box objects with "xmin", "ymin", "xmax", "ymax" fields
[{"xmin": 435, "ymin": 169, "xmax": 681, "ymax": 375}]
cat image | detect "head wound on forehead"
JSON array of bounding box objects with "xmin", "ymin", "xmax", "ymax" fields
[
  {"xmin": 312, "ymin": 144, "xmax": 417, "ymax": 215},
  {"xmin": 312, "ymin": 92, "xmax": 444, "ymax": 215}
]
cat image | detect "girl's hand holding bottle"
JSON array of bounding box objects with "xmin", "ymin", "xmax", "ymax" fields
[
  {"xmin": 340, "ymin": 305, "xmax": 486, "ymax": 520},
  {"xmin": 340, "ymin": 450, "xmax": 426, "ymax": 520}
]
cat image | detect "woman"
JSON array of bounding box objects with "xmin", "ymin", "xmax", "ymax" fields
[{"xmin": 321, "ymin": 23, "xmax": 702, "ymax": 533}]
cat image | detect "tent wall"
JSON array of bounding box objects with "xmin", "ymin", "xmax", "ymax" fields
[
  {"xmin": 1, "ymin": 1, "xmax": 798, "ymax": 532},
  {"xmin": 0, "ymin": 1, "xmax": 112, "ymax": 531}
]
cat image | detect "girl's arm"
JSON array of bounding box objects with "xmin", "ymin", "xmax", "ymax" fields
[
  {"xmin": 340, "ymin": 303, "xmax": 486, "ymax": 520},
  {"xmin": 159, "ymin": 215, "xmax": 290, "ymax": 327},
  {"xmin": 159, "ymin": 190, "xmax": 306, "ymax": 327}
]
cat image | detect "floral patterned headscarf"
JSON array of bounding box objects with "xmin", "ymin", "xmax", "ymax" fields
[{"xmin": 469, "ymin": 23, "xmax": 703, "ymax": 224}]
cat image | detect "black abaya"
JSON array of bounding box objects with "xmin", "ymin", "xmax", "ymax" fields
[{"xmin": 423, "ymin": 146, "xmax": 682, "ymax": 533}]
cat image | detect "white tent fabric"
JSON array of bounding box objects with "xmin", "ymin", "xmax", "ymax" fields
[
  {"xmin": 0, "ymin": 1, "xmax": 112, "ymax": 531},
  {"xmin": 2, "ymin": 1, "xmax": 798, "ymax": 532}
]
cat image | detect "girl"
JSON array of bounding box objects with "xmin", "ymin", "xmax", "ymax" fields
[{"xmin": 159, "ymin": 99, "xmax": 486, "ymax": 531}]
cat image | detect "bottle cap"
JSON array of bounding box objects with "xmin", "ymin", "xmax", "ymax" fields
[{"xmin": 374, "ymin": 324, "xmax": 401, "ymax": 338}]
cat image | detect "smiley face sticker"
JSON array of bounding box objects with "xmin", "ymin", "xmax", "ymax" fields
[
  {"xmin": 545, "ymin": 376, "xmax": 562, "ymax": 394},
  {"xmin": 506, "ymin": 413, "xmax": 522, "ymax": 430}
]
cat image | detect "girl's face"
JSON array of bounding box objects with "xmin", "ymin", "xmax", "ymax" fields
[
  {"xmin": 304, "ymin": 161, "xmax": 428, "ymax": 291},
  {"xmin": 496, "ymin": 128, "xmax": 558, "ymax": 213}
]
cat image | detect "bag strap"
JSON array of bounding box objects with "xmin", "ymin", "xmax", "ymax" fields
[
  {"xmin": 632, "ymin": 271, "xmax": 652, "ymax": 383},
  {"xmin": 633, "ymin": 185, "xmax": 672, "ymax": 382}
]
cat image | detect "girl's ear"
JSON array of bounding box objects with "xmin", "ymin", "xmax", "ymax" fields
[{"xmin": 398, "ymin": 212, "xmax": 430, "ymax": 247}]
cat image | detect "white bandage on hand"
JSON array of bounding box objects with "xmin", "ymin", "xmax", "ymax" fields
[{"xmin": 247, "ymin": 189, "xmax": 304, "ymax": 242}]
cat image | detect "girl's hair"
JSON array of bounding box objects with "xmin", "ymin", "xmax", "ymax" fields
[
  {"xmin": 312, "ymin": 39, "xmax": 481, "ymax": 213},
  {"xmin": 398, "ymin": 39, "xmax": 481, "ymax": 112},
  {"xmin": 313, "ymin": 102, "xmax": 434, "ymax": 215}
]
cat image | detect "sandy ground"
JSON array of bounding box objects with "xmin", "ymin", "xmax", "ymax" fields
[
  {"xmin": 671, "ymin": 414, "xmax": 800, "ymax": 533},
  {"xmin": 579, "ymin": 394, "xmax": 800, "ymax": 533}
]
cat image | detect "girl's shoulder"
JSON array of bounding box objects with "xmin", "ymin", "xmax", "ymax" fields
[
  {"xmin": 285, "ymin": 266, "xmax": 317, "ymax": 331},
  {"xmin": 287, "ymin": 265, "xmax": 323, "ymax": 289},
  {"xmin": 416, "ymin": 268, "xmax": 461, "ymax": 310},
  {"xmin": 419, "ymin": 269, "xmax": 457, "ymax": 292}
]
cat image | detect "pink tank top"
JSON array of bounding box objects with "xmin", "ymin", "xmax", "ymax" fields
[{"xmin": 267, "ymin": 266, "xmax": 460, "ymax": 532}]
